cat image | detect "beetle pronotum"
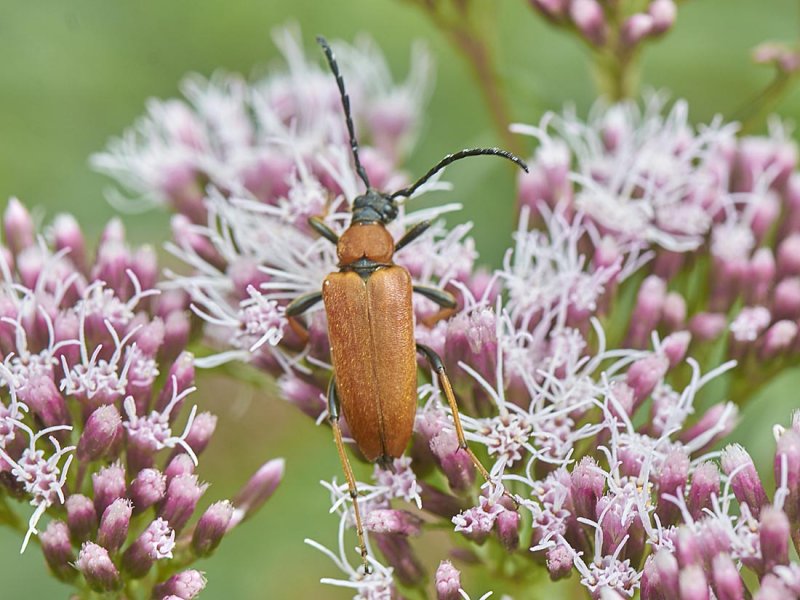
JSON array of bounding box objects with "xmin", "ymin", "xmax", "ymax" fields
[{"xmin": 286, "ymin": 36, "xmax": 528, "ymax": 570}]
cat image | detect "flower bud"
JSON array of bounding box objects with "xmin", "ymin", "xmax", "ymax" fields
[
  {"xmin": 649, "ymin": 0, "xmax": 676, "ymax": 34},
  {"xmin": 681, "ymin": 402, "xmax": 738, "ymax": 453},
  {"xmin": 657, "ymin": 449, "xmax": 690, "ymax": 523},
  {"xmin": 78, "ymin": 405, "xmax": 122, "ymax": 463},
  {"xmin": 53, "ymin": 212, "xmax": 87, "ymax": 273},
  {"xmin": 435, "ymin": 560, "xmax": 462, "ymax": 600},
  {"xmin": 778, "ymin": 233, "xmax": 800, "ymax": 278},
  {"xmin": 721, "ymin": 444, "xmax": 769, "ymax": 517},
  {"xmin": 546, "ymin": 543, "xmax": 573, "ymax": 581},
  {"xmin": 652, "ymin": 549, "xmax": 679, "ymax": 598},
  {"xmin": 760, "ymin": 506, "xmax": 790, "ymax": 571},
  {"xmin": 661, "ymin": 331, "xmax": 691, "ymax": 368},
  {"xmin": 164, "ymin": 453, "xmax": 195, "ymax": 483},
  {"xmin": 131, "ymin": 245, "xmax": 158, "ymax": 292},
  {"xmin": 159, "ymin": 474, "xmax": 208, "ymax": 533},
  {"xmin": 747, "ymin": 247, "xmax": 775, "ymax": 305},
  {"xmin": 230, "ymin": 457, "xmax": 285, "ymax": 528},
  {"xmin": 365, "ymin": 509, "xmax": 422, "ymax": 536},
  {"xmin": 17, "ymin": 375, "xmax": 69, "ymax": 428},
  {"xmin": 570, "ymin": 456, "xmax": 604, "ymax": 519},
  {"xmin": 776, "ymin": 429, "xmax": 800, "ymax": 523},
  {"xmin": 495, "ymin": 508, "xmax": 520, "ymax": 551},
  {"xmin": 163, "ymin": 311, "xmax": 191, "ymax": 362},
  {"xmin": 662, "ymin": 291, "xmax": 687, "ymax": 331},
  {"xmin": 418, "ymin": 481, "xmax": 468, "ymax": 519},
  {"xmin": 4, "ymin": 197, "xmax": 34, "ymax": 256},
  {"xmin": 192, "ymin": 500, "xmax": 234, "ymax": 557},
  {"xmin": 97, "ymin": 498, "xmax": 133, "ymax": 554},
  {"xmin": 277, "ymin": 374, "xmax": 325, "ymax": 419},
  {"xmin": 773, "ymin": 278, "xmax": 800, "ymax": 320},
  {"xmin": 153, "ymin": 569, "xmax": 207, "ymax": 600},
  {"xmin": 130, "ymin": 468, "xmax": 167, "ymax": 514},
  {"xmin": 760, "ymin": 320, "xmax": 798, "ymax": 359},
  {"xmin": 40, "ymin": 520, "xmax": 76, "ymax": 582},
  {"xmin": 570, "ymin": 0, "xmax": 606, "ymax": 46},
  {"xmin": 687, "ymin": 462, "xmax": 720, "ymax": 519},
  {"xmin": 690, "ymin": 312, "xmax": 728, "ymax": 342},
  {"xmin": 66, "ymin": 494, "xmax": 97, "ymax": 543},
  {"xmin": 156, "ymin": 352, "xmax": 195, "ymax": 416},
  {"xmin": 628, "ymin": 276, "xmax": 666, "ymax": 347},
  {"xmin": 444, "ymin": 306, "xmax": 497, "ymax": 384},
  {"xmin": 430, "ymin": 429, "xmax": 476, "ymax": 494},
  {"xmin": 621, "ymin": 13, "xmax": 654, "ymax": 47},
  {"xmin": 626, "ymin": 354, "xmax": 669, "ymax": 407},
  {"xmin": 182, "ymin": 411, "xmax": 217, "ymax": 457},
  {"xmin": 92, "ymin": 461, "xmax": 126, "ymax": 518},
  {"xmin": 76, "ymin": 542, "xmax": 121, "ymax": 592},
  {"xmin": 679, "ymin": 564, "xmax": 709, "ymax": 600},
  {"xmin": 711, "ymin": 553, "xmax": 744, "ymax": 600}
]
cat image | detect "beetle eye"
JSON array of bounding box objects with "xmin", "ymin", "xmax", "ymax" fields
[{"xmin": 382, "ymin": 202, "xmax": 398, "ymax": 222}]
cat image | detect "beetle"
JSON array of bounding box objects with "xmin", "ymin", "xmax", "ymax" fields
[{"xmin": 285, "ymin": 36, "xmax": 528, "ymax": 569}]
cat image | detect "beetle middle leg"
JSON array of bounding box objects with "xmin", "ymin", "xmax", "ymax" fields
[
  {"xmin": 413, "ymin": 284, "xmax": 456, "ymax": 327},
  {"xmin": 308, "ymin": 216, "xmax": 339, "ymax": 245},
  {"xmin": 327, "ymin": 376, "xmax": 372, "ymax": 573},
  {"xmin": 285, "ymin": 291, "xmax": 324, "ymax": 343},
  {"xmin": 416, "ymin": 343, "xmax": 516, "ymax": 505}
]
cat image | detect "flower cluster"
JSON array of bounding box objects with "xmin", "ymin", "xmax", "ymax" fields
[
  {"xmin": 0, "ymin": 200, "xmax": 284, "ymax": 597},
  {"xmin": 91, "ymin": 27, "xmax": 800, "ymax": 600},
  {"xmin": 528, "ymin": 0, "xmax": 677, "ymax": 50}
]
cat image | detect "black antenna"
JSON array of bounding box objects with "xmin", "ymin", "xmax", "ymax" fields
[
  {"xmin": 389, "ymin": 148, "xmax": 529, "ymax": 200},
  {"xmin": 317, "ymin": 36, "xmax": 371, "ymax": 191}
]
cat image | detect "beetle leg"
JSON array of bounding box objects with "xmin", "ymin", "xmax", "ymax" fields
[
  {"xmin": 413, "ymin": 285, "xmax": 456, "ymax": 327},
  {"xmin": 416, "ymin": 343, "xmax": 518, "ymax": 507},
  {"xmin": 286, "ymin": 291, "xmax": 324, "ymax": 317},
  {"xmin": 309, "ymin": 216, "xmax": 339, "ymax": 245},
  {"xmin": 394, "ymin": 220, "xmax": 431, "ymax": 252},
  {"xmin": 327, "ymin": 377, "xmax": 372, "ymax": 573}
]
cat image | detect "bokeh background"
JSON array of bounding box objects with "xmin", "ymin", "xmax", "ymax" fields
[{"xmin": 1, "ymin": 0, "xmax": 799, "ymax": 597}]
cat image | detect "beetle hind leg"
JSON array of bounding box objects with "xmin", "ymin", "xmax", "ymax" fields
[
  {"xmin": 416, "ymin": 343, "xmax": 518, "ymax": 506},
  {"xmin": 413, "ymin": 285, "xmax": 457, "ymax": 327},
  {"xmin": 327, "ymin": 377, "xmax": 372, "ymax": 573}
]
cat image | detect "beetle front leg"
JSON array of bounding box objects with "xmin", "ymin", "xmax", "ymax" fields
[
  {"xmin": 416, "ymin": 343, "xmax": 518, "ymax": 506},
  {"xmin": 395, "ymin": 220, "xmax": 431, "ymax": 252},
  {"xmin": 413, "ymin": 285, "xmax": 456, "ymax": 327},
  {"xmin": 327, "ymin": 376, "xmax": 372, "ymax": 573},
  {"xmin": 309, "ymin": 216, "xmax": 339, "ymax": 245},
  {"xmin": 285, "ymin": 291, "xmax": 324, "ymax": 344}
]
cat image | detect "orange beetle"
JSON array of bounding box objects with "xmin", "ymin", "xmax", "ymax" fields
[{"xmin": 286, "ymin": 37, "xmax": 528, "ymax": 568}]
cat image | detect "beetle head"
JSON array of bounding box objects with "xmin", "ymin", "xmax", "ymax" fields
[{"xmin": 352, "ymin": 189, "xmax": 398, "ymax": 224}]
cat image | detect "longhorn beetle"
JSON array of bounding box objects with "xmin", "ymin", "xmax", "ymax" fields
[{"xmin": 286, "ymin": 36, "xmax": 528, "ymax": 569}]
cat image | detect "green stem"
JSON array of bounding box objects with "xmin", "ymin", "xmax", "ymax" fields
[{"xmin": 735, "ymin": 72, "xmax": 796, "ymax": 135}]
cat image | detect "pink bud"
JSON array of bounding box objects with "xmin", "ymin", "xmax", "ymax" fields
[
  {"xmin": 375, "ymin": 532, "xmax": 424, "ymax": 586},
  {"xmin": 621, "ymin": 13, "xmax": 654, "ymax": 47},
  {"xmin": 751, "ymin": 193, "xmax": 780, "ymax": 242},
  {"xmin": 775, "ymin": 429, "xmax": 800, "ymax": 523},
  {"xmin": 649, "ymin": 0, "xmax": 677, "ymax": 34},
  {"xmin": 545, "ymin": 544, "xmax": 573, "ymax": 581},
  {"xmin": 3, "ymin": 197, "xmax": 35, "ymax": 256},
  {"xmin": 159, "ymin": 474, "xmax": 208, "ymax": 533},
  {"xmin": 748, "ymin": 247, "xmax": 776, "ymax": 304},
  {"xmin": 53, "ymin": 213, "xmax": 87, "ymax": 273},
  {"xmin": 182, "ymin": 411, "xmax": 217, "ymax": 457},
  {"xmin": 570, "ymin": 0, "xmax": 607, "ymax": 46},
  {"xmin": 628, "ymin": 276, "xmax": 666, "ymax": 347},
  {"xmin": 773, "ymin": 278, "xmax": 800, "ymax": 320},
  {"xmin": 661, "ymin": 331, "xmax": 691, "ymax": 368},
  {"xmin": 495, "ymin": 509, "xmax": 520, "ymax": 551},
  {"xmin": 92, "ymin": 461, "xmax": 126, "ymax": 518},
  {"xmin": 729, "ymin": 306, "xmax": 771, "ymax": 342},
  {"xmin": 192, "ymin": 500, "xmax": 233, "ymax": 557},
  {"xmin": 778, "ymin": 233, "xmax": 800, "ymax": 278},
  {"xmin": 662, "ymin": 292, "xmax": 687, "ymax": 331},
  {"xmin": 17, "ymin": 374, "xmax": 70, "ymax": 429},
  {"xmin": 97, "ymin": 498, "xmax": 133, "ymax": 554},
  {"xmin": 78, "ymin": 405, "xmax": 122, "ymax": 463},
  {"xmin": 711, "ymin": 553, "xmax": 744, "ymax": 600},
  {"xmin": 652, "ymin": 549, "xmax": 679, "ymax": 598},
  {"xmin": 657, "ymin": 449, "xmax": 690, "ymax": 523},
  {"xmin": 687, "ymin": 462, "xmax": 720, "ymax": 519},
  {"xmin": 130, "ymin": 468, "xmax": 167, "ymax": 514},
  {"xmin": 66, "ymin": 494, "xmax": 97, "ymax": 543},
  {"xmin": 760, "ymin": 506, "xmax": 790, "ymax": 571},
  {"xmin": 721, "ymin": 444, "xmax": 769, "ymax": 517},
  {"xmin": 153, "ymin": 569, "xmax": 207, "ymax": 600},
  {"xmin": 435, "ymin": 560, "xmax": 462, "ymax": 600},
  {"xmin": 277, "ymin": 374, "xmax": 325, "ymax": 419},
  {"xmin": 571, "ymin": 456, "xmax": 605, "ymax": 519},
  {"xmin": 230, "ymin": 457, "xmax": 285, "ymax": 528},
  {"xmin": 40, "ymin": 520, "xmax": 76, "ymax": 582},
  {"xmin": 162, "ymin": 311, "xmax": 191, "ymax": 362},
  {"xmin": 679, "ymin": 564, "xmax": 709, "ymax": 600},
  {"xmin": 430, "ymin": 429, "xmax": 476, "ymax": 494},
  {"xmin": 76, "ymin": 542, "xmax": 121, "ymax": 592},
  {"xmin": 675, "ymin": 526, "xmax": 702, "ymax": 568},
  {"xmin": 164, "ymin": 453, "xmax": 195, "ymax": 483},
  {"xmin": 530, "ymin": 0, "xmax": 569, "ymax": 19},
  {"xmin": 626, "ymin": 354, "xmax": 669, "ymax": 407},
  {"xmin": 122, "ymin": 517, "xmax": 175, "ymax": 578},
  {"xmin": 444, "ymin": 306, "xmax": 497, "ymax": 384},
  {"xmin": 680, "ymin": 402, "xmax": 737, "ymax": 453},
  {"xmin": 760, "ymin": 320, "xmax": 797, "ymax": 359},
  {"xmin": 131, "ymin": 245, "xmax": 158, "ymax": 292},
  {"xmin": 156, "ymin": 352, "xmax": 195, "ymax": 416},
  {"xmin": 690, "ymin": 312, "xmax": 728, "ymax": 342}
]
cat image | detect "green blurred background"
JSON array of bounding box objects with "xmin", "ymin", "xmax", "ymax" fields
[{"xmin": 1, "ymin": 0, "xmax": 799, "ymax": 597}]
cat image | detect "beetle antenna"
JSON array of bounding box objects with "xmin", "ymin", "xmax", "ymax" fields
[
  {"xmin": 317, "ymin": 35, "xmax": 371, "ymax": 191},
  {"xmin": 389, "ymin": 148, "xmax": 529, "ymax": 200}
]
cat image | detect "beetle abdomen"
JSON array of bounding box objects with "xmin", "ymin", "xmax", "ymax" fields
[{"xmin": 322, "ymin": 266, "xmax": 417, "ymax": 462}]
